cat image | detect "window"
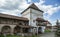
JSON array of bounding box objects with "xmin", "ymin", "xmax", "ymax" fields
[{"xmin": 33, "ymin": 20, "xmax": 35, "ymax": 23}]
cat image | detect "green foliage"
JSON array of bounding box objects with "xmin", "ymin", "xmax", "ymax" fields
[
  {"xmin": 45, "ymin": 29, "xmax": 51, "ymax": 32},
  {"xmin": 0, "ymin": 34, "xmax": 39, "ymax": 37},
  {"xmin": 0, "ymin": 35, "xmax": 4, "ymax": 37},
  {"xmin": 0, "ymin": 35, "xmax": 22, "ymax": 37}
]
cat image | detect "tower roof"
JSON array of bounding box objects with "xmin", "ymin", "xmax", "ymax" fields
[{"xmin": 21, "ymin": 3, "xmax": 43, "ymax": 14}]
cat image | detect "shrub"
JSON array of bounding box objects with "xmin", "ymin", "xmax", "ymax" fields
[
  {"xmin": 0, "ymin": 35, "xmax": 4, "ymax": 37},
  {"xmin": 0, "ymin": 34, "xmax": 22, "ymax": 37},
  {"xmin": 45, "ymin": 29, "xmax": 51, "ymax": 32}
]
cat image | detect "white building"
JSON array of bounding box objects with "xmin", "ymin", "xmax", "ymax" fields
[
  {"xmin": 0, "ymin": 3, "xmax": 51, "ymax": 35},
  {"xmin": 21, "ymin": 3, "xmax": 47, "ymax": 33}
]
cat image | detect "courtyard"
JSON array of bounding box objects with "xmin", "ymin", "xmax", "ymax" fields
[
  {"xmin": 0, "ymin": 32, "xmax": 55, "ymax": 37},
  {"xmin": 40, "ymin": 32, "xmax": 55, "ymax": 37}
]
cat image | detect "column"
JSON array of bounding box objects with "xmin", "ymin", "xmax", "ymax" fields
[
  {"xmin": 10, "ymin": 25, "xmax": 16, "ymax": 35},
  {"xmin": 11, "ymin": 28, "xmax": 14, "ymax": 35},
  {"xmin": 37, "ymin": 27, "xmax": 38, "ymax": 36},
  {"xmin": 21, "ymin": 27, "xmax": 23, "ymax": 33}
]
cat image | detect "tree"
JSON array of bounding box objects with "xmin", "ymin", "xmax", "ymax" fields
[{"xmin": 55, "ymin": 20, "xmax": 60, "ymax": 37}]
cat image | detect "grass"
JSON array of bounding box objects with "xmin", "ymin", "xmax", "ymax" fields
[
  {"xmin": 0, "ymin": 35, "xmax": 22, "ymax": 37},
  {"xmin": 7, "ymin": 35, "xmax": 22, "ymax": 37},
  {"xmin": 0, "ymin": 34, "xmax": 40, "ymax": 37}
]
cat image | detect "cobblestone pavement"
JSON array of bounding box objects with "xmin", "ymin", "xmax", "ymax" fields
[{"xmin": 40, "ymin": 32, "xmax": 55, "ymax": 37}]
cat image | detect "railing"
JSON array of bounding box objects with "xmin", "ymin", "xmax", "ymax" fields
[{"xmin": 36, "ymin": 22, "xmax": 46, "ymax": 26}]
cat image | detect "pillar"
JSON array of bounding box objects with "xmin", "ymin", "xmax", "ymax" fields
[
  {"xmin": 37, "ymin": 27, "xmax": 38, "ymax": 35},
  {"xmin": 10, "ymin": 25, "xmax": 16, "ymax": 35}
]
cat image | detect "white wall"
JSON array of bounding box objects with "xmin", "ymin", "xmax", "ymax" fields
[
  {"xmin": 21, "ymin": 8, "xmax": 45, "ymax": 33},
  {"xmin": 22, "ymin": 9, "xmax": 30, "ymax": 20},
  {"xmin": 31, "ymin": 8, "xmax": 43, "ymax": 18},
  {"xmin": 22, "ymin": 9, "xmax": 31, "ymax": 25},
  {"xmin": 21, "ymin": 8, "xmax": 43, "ymax": 26},
  {"xmin": 47, "ymin": 24, "xmax": 51, "ymax": 26},
  {"xmin": 30, "ymin": 8, "xmax": 43, "ymax": 26}
]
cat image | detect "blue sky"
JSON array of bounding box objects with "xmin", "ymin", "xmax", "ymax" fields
[
  {"xmin": 44, "ymin": 0, "xmax": 60, "ymax": 6},
  {"xmin": 26, "ymin": 0, "xmax": 60, "ymax": 25},
  {"xmin": 0, "ymin": 0, "xmax": 60, "ymax": 26}
]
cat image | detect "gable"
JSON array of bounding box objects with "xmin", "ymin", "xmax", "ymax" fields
[{"xmin": 21, "ymin": 3, "xmax": 43, "ymax": 14}]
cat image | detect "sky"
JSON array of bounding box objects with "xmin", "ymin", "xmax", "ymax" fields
[{"xmin": 0, "ymin": 0, "xmax": 60, "ymax": 26}]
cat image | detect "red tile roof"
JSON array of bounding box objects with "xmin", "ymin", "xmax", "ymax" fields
[{"xmin": 36, "ymin": 18, "xmax": 46, "ymax": 22}]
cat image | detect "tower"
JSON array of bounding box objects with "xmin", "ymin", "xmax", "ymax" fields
[{"xmin": 21, "ymin": 3, "xmax": 44, "ymax": 26}]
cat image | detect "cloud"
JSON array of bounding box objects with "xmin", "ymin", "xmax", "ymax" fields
[
  {"xmin": 1, "ymin": 9, "xmax": 21, "ymax": 16},
  {"xmin": 35, "ymin": 0, "xmax": 60, "ymax": 15},
  {"xmin": 35, "ymin": 0, "xmax": 60, "ymax": 19},
  {"xmin": 0, "ymin": 0, "xmax": 29, "ymax": 16},
  {"xmin": 59, "ymin": 19, "xmax": 60, "ymax": 22},
  {"xmin": 35, "ymin": 0, "xmax": 60, "ymax": 25},
  {"xmin": 18, "ymin": 0, "xmax": 30, "ymax": 10},
  {"xmin": 0, "ymin": 0, "xmax": 60, "ymax": 16},
  {"xmin": 0, "ymin": 0, "xmax": 6, "ymax": 6},
  {"xmin": 0, "ymin": 0, "xmax": 60, "ymax": 25},
  {"xmin": 0, "ymin": 0, "xmax": 21, "ymax": 10}
]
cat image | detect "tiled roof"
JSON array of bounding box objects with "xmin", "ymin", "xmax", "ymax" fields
[
  {"xmin": 0, "ymin": 13, "xmax": 28, "ymax": 21},
  {"xmin": 36, "ymin": 18, "xmax": 46, "ymax": 22}
]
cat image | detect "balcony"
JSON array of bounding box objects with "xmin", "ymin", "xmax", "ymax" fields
[{"xmin": 36, "ymin": 22, "xmax": 46, "ymax": 26}]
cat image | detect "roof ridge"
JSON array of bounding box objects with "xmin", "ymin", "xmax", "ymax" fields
[{"xmin": 21, "ymin": 3, "xmax": 43, "ymax": 14}]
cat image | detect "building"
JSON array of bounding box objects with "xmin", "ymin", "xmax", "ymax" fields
[
  {"xmin": 45, "ymin": 21, "xmax": 52, "ymax": 31},
  {"xmin": 52, "ymin": 20, "xmax": 60, "ymax": 32},
  {"xmin": 0, "ymin": 3, "xmax": 51, "ymax": 35}
]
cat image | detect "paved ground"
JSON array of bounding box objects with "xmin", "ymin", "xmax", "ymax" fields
[{"xmin": 40, "ymin": 32, "xmax": 55, "ymax": 37}]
